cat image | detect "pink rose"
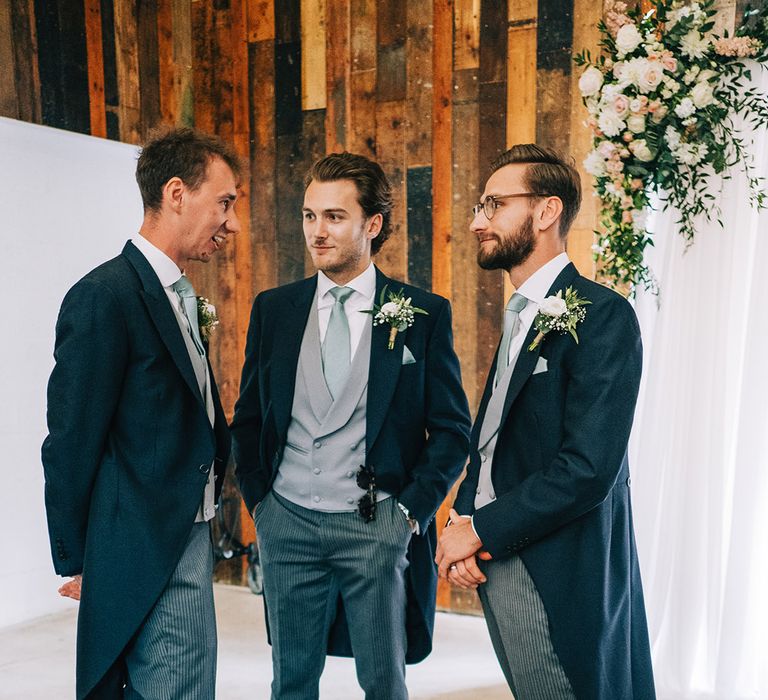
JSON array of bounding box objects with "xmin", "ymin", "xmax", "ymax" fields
[
  {"xmin": 613, "ymin": 94, "xmax": 631, "ymax": 118},
  {"xmin": 622, "ymin": 210, "xmax": 634, "ymax": 224}
]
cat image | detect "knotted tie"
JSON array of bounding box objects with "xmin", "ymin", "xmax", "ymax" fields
[
  {"xmin": 495, "ymin": 292, "xmax": 528, "ymax": 386},
  {"xmin": 322, "ymin": 286, "xmax": 355, "ymax": 400},
  {"xmin": 172, "ymin": 275, "xmax": 205, "ymax": 356}
]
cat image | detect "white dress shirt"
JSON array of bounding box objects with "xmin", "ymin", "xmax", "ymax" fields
[
  {"xmin": 131, "ymin": 234, "xmax": 216, "ymax": 522},
  {"xmin": 316, "ymin": 262, "xmax": 377, "ymax": 360},
  {"xmin": 504, "ymin": 252, "xmax": 571, "ymax": 369}
]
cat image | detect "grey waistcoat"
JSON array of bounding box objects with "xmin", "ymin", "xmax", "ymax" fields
[
  {"xmin": 273, "ymin": 296, "xmax": 390, "ymax": 511},
  {"xmin": 474, "ymin": 358, "xmax": 517, "ymax": 510},
  {"xmin": 169, "ymin": 296, "xmax": 216, "ymax": 522}
]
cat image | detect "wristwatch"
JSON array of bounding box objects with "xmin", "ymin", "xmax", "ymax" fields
[{"xmin": 397, "ymin": 502, "xmax": 418, "ymax": 533}]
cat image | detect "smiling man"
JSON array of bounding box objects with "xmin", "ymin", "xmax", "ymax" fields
[
  {"xmin": 435, "ymin": 144, "xmax": 655, "ymax": 699},
  {"xmin": 231, "ymin": 152, "xmax": 470, "ymax": 699},
  {"xmin": 42, "ymin": 127, "xmax": 239, "ymax": 698}
]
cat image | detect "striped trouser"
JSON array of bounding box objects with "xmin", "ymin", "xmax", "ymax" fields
[
  {"xmin": 478, "ymin": 555, "xmax": 576, "ymax": 700},
  {"xmin": 255, "ymin": 490, "xmax": 412, "ymax": 700},
  {"xmin": 124, "ymin": 522, "xmax": 217, "ymax": 699}
]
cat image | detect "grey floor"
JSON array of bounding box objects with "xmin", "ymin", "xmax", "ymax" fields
[{"xmin": 0, "ymin": 584, "xmax": 511, "ymax": 699}]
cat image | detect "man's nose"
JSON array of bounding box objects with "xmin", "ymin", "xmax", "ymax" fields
[{"xmin": 227, "ymin": 207, "xmax": 242, "ymax": 234}]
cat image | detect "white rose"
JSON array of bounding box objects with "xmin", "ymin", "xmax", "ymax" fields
[
  {"xmin": 540, "ymin": 296, "xmax": 568, "ymax": 317},
  {"xmin": 584, "ymin": 150, "xmax": 607, "ymax": 177},
  {"xmin": 578, "ymin": 66, "xmax": 604, "ymax": 97},
  {"xmin": 664, "ymin": 125, "xmax": 681, "ymax": 148},
  {"xmin": 629, "ymin": 139, "xmax": 654, "ymax": 161},
  {"xmin": 638, "ymin": 66, "xmax": 663, "ymax": 93},
  {"xmin": 674, "ymin": 97, "xmax": 696, "ymax": 119},
  {"xmin": 691, "ymin": 81, "xmax": 714, "ymax": 107},
  {"xmin": 598, "ymin": 109, "xmax": 626, "ymax": 138},
  {"xmin": 627, "ymin": 114, "xmax": 646, "ymax": 133},
  {"xmin": 381, "ymin": 301, "xmax": 399, "ymax": 315},
  {"xmin": 615, "ymin": 23, "xmax": 643, "ymax": 55}
]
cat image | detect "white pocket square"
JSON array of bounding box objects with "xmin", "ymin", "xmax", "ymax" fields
[
  {"xmin": 402, "ymin": 345, "xmax": 417, "ymax": 365},
  {"xmin": 532, "ymin": 356, "xmax": 548, "ymax": 375}
]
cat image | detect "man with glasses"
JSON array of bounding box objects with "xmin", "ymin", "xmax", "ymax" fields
[
  {"xmin": 436, "ymin": 144, "xmax": 655, "ymax": 699},
  {"xmin": 231, "ymin": 152, "xmax": 470, "ymax": 699}
]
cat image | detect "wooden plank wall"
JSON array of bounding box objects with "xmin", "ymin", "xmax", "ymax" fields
[{"xmin": 2, "ymin": 0, "xmax": 747, "ymax": 608}]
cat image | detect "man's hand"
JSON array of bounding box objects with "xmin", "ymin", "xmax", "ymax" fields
[
  {"xmin": 58, "ymin": 574, "xmax": 82, "ymax": 601},
  {"xmin": 436, "ymin": 509, "xmax": 485, "ymax": 579},
  {"xmin": 446, "ymin": 554, "xmax": 487, "ymax": 589}
]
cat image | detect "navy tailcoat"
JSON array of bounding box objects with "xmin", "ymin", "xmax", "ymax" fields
[
  {"xmin": 455, "ymin": 263, "xmax": 656, "ymax": 699},
  {"xmin": 231, "ymin": 267, "xmax": 471, "ymax": 663},
  {"xmin": 42, "ymin": 241, "xmax": 230, "ymax": 698}
]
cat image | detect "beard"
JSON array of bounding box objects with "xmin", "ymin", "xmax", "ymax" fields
[{"xmin": 477, "ymin": 214, "xmax": 536, "ymax": 271}]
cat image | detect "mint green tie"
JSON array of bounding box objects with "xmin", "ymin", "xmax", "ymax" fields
[
  {"xmin": 495, "ymin": 292, "xmax": 527, "ymax": 386},
  {"xmin": 322, "ymin": 286, "xmax": 354, "ymax": 400},
  {"xmin": 172, "ymin": 275, "xmax": 205, "ymax": 356}
]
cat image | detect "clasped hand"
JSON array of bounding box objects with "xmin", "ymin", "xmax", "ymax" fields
[{"xmin": 435, "ymin": 509, "xmax": 492, "ymax": 589}]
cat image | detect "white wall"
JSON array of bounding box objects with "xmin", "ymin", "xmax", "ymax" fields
[{"xmin": 0, "ymin": 117, "xmax": 141, "ymax": 628}]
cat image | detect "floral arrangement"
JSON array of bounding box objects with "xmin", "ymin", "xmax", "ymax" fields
[
  {"xmin": 196, "ymin": 297, "xmax": 219, "ymax": 343},
  {"xmin": 361, "ymin": 286, "xmax": 428, "ymax": 349},
  {"xmin": 576, "ymin": 0, "xmax": 768, "ymax": 292},
  {"xmin": 528, "ymin": 288, "xmax": 591, "ymax": 351}
]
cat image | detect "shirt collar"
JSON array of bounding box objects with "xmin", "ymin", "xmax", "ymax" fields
[
  {"xmin": 317, "ymin": 262, "xmax": 376, "ymax": 304},
  {"xmin": 132, "ymin": 234, "xmax": 183, "ymax": 288},
  {"xmin": 516, "ymin": 252, "xmax": 570, "ymax": 306}
]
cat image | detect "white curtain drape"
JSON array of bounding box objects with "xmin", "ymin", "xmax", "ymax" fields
[{"xmin": 630, "ymin": 64, "xmax": 768, "ymax": 700}]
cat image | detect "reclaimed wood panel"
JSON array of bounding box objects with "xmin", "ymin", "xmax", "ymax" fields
[
  {"xmin": 84, "ymin": 0, "xmax": 106, "ymax": 138},
  {"xmin": 137, "ymin": 0, "xmax": 161, "ymax": 138},
  {"xmin": 113, "ymin": 0, "xmax": 141, "ymax": 142},
  {"xmin": 325, "ymin": 0, "xmax": 350, "ymax": 151},
  {"xmin": 10, "ymin": 0, "xmax": 41, "ymax": 124},
  {"xmin": 406, "ymin": 166, "xmax": 433, "ymax": 290},
  {"xmin": 454, "ymin": 0, "xmax": 480, "ymax": 70},
  {"xmin": 100, "ymin": 0, "xmax": 120, "ymax": 139},
  {"xmin": 507, "ymin": 0, "xmax": 537, "ymax": 147},
  {"xmin": 0, "ymin": 2, "xmax": 17, "ymax": 118},
  {"xmin": 301, "ymin": 0, "xmax": 326, "ymax": 110},
  {"xmin": 374, "ymin": 99, "xmax": 408, "ymax": 280},
  {"xmin": 247, "ymin": 0, "xmax": 275, "ymax": 42},
  {"xmin": 348, "ymin": 0, "xmax": 376, "ymax": 157}
]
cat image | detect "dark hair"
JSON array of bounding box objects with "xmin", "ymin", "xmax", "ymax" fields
[
  {"xmin": 305, "ymin": 152, "xmax": 394, "ymax": 255},
  {"xmin": 136, "ymin": 127, "xmax": 242, "ymax": 212},
  {"xmin": 490, "ymin": 144, "xmax": 582, "ymax": 238}
]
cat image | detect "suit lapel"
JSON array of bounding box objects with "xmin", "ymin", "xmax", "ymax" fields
[
  {"xmin": 270, "ymin": 277, "xmax": 317, "ymax": 441},
  {"xmin": 122, "ymin": 242, "xmax": 206, "ymax": 410},
  {"xmin": 366, "ymin": 268, "xmax": 405, "ymax": 452},
  {"xmin": 496, "ymin": 262, "xmax": 580, "ymax": 432}
]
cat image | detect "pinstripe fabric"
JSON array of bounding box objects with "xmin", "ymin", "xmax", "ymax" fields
[
  {"xmin": 124, "ymin": 522, "xmax": 217, "ymax": 699},
  {"xmin": 255, "ymin": 490, "xmax": 411, "ymax": 700},
  {"xmin": 478, "ymin": 555, "xmax": 576, "ymax": 700}
]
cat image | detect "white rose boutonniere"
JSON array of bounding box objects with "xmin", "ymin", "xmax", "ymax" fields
[
  {"xmin": 196, "ymin": 297, "xmax": 219, "ymax": 343},
  {"xmin": 528, "ymin": 287, "xmax": 591, "ymax": 351},
  {"xmin": 361, "ymin": 285, "xmax": 428, "ymax": 350}
]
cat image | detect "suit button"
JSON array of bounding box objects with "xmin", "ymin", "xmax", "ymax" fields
[
  {"xmin": 350, "ymin": 444, "xmax": 358, "ymax": 451},
  {"xmin": 626, "ymin": 477, "xmax": 632, "ymax": 486},
  {"xmin": 346, "ymin": 497, "xmax": 355, "ymax": 504},
  {"xmin": 199, "ymin": 464, "xmax": 210, "ymax": 474},
  {"xmin": 314, "ymin": 441, "xmax": 323, "ymax": 448},
  {"xmin": 313, "ymin": 495, "xmax": 321, "ymax": 503},
  {"xmin": 346, "ymin": 471, "xmax": 355, "ymax": 478},
  {"xmin": 313, "ymin": 467, "xmax": 321, "ymax": 475},
  {"xmin": 481, "ymin": 454, "xmax": 487, "ymax": 462}
]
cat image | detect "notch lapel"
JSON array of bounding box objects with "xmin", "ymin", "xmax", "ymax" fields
[
  {"xmin": 269, "ymin": 277, "xmax": 317, "ymax": 441},
  {"xmin": 496, "ymin": 262, "xmax": 580, "ymax": 432},
  {"xmin": 122, "ymin": 242, "xmax": 205, "ymax": 410},
  {"xmin": 366, "ymin": 269, "xmax": 405, "ymax": 452}
]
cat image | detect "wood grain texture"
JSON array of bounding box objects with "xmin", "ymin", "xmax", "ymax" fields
[
  {"xmin": 0, "ymin": 2, "xmax": 17, "ymax": 118},
  {"xmin": 325, "ymin": 0, "xmax": 350, "ymax": 151},
  {"xmin": 348, "ymin": 0, "xmax": 376, "ymax": 157},
  {"xmin": 454, "ymin": 0, "xmax": 479, "ymax": 70},
  {"xmin": 84, "ymin": 0, "xmax": 106, "ymax": 137},
  {"xmin": 10, "ymin": 0, "xmax": 41, "ymax": 123},
  {"xmin": 113, "ymin": 0, "xmax": 141, "ymax": 142},
  {"xmin": 301, "ymin": 0, "xmax": 326, "ymax": 110},
  {"xmin": 506, "ymin": 0, "xmax": 537, "ymax": 147}
]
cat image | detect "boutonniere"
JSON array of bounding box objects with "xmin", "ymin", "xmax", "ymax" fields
[
  {"xmin": 361, "ymin": 285, "xmax": 428, "ymax": 350},
  {"xmin": 528, "ymin": 287, "xmax": 591, "ymax": 351},
  {"xmin": 196, "ymin": 297, "xmax": 219, "ymax": 343}
]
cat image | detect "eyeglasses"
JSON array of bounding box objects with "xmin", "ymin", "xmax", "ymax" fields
[
  {"xmin": 356, "ymin": 464, "xmax": 377, "ymax": 522},
  {"xmin": 472, "ymin": 193, "xmax": 549, "ymax": 220}
]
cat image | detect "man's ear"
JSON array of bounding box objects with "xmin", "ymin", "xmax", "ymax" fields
[
  {"xmin": 366, "ymin": 212, "xmax": 383, "ymax": 240},
  {"xmin": 537, "ymin": 196, "xmax": 564, "ymax": 233},
  {"xmin": 163, "ymin": 177, "xmax": 185, "ymax": 213}
]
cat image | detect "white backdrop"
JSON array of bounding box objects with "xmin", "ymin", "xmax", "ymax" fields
[
  {"xmin": 631, "ymin": 65, "xmax": 768, "ymax": 699},
  {"xmin": 0, "ymin": 117, "xmax": 141, "ymax": 628}
]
